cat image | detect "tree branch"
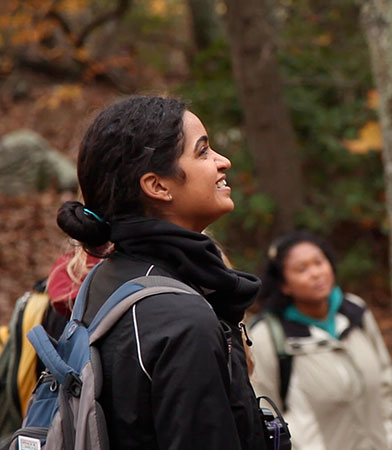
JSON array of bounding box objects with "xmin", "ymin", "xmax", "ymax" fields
[
  {"xmin": 45, "ymin": 9, "xmax": 73, "ymax": 40},
  {"xmin": 75, "ymin": 0, "xmax": 132, "ymax": 48}
]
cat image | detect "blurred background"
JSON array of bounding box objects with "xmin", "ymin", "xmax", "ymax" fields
[{"xmin": 0, "ymin": 0, "xmax": 391, "ymax": 351}]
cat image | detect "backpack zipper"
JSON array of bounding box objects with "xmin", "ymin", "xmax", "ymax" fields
[
  {"xmin": 239, "ymin": 322, "xmax": 253, "ymax": 346},
  {"xmin": 33, "ymin": 370, "xmax": 55, "ymax": 393}
]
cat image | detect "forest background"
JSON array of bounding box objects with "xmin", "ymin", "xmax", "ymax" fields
[{"xmin": 0, "ymin": 0, "xmax": 392, "ymax": 352}]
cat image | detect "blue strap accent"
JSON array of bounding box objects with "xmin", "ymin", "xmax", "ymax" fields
[
  {"xmin": 83, "ymin": 208, "xmax": 104, "ymax": 223},
  {"xmin": 87, "ymin": 281, "xmax": 144, "ymax": 334},
  {"xmin": 71, "ymin": 262, "xmax": 103, "ymax": 321},
  {"xmin": 28, "ymin": 325, "xmax": 76, "ymax": 384}
]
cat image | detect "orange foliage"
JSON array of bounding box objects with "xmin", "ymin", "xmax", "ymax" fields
[
  {"xmin": 367, "ymin": 89, "xmax": 379, "ymax": 110},
  {"xmin": 36, "ymin": 84, "xmax": 82, "ymax": 110},
  {"xmin": 0, "ymin": 0, "xmax": 91, "ymax": 48},
  {"xmin": 150, "ymin": 0, "xmax": 168, "ymax": 15},
  {"xmin": 74, "ymin": 47, "xmax": 90, "ymax": 63},
  {"xmin": 0, "ymin": 1, "xmax": 55, "ymax": 46},
  {"xmin": 342, "ymin": 120, "xmax": 383, "ymax": 154},
  {"xmin": 54, "ymin": 0, "xmax": 90, "ymax": 14},
  {"xmin": 0, "ymin": 56, "xmax": 13, "ymax": 73},
  {"xmin": 0, "ymin": 0, "xmax": 134, "ymax": 83},
  {"xmin": 316, "ymin": 33, "xmax": 333, "ymax": 47}
]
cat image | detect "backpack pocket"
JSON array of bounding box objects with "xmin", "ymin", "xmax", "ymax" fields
[{"xmin": 8, "ymin": 426, "xmax": 49, "ymax": 449}]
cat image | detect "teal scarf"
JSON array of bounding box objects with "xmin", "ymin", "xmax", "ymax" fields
[{"xmin": 283, "ymin": 286, "xmax": 343, "ymax": 338}]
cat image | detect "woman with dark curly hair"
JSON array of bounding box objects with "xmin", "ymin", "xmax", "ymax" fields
[
  {"xmin": 249, "ymin": 230, "xmax": 392, "ymax": 450},
  {"xmin": 56, "ymin": 95, "xmax": 268, "ymax": 450}
]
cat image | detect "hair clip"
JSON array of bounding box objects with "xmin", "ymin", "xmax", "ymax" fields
[
  {"xmin": 83, "ymin": 208, "xmax": 104, "ymax": 223},
  {"xmin": 268, "ymin": 245, "xmax": 278, "ymax": 260}
]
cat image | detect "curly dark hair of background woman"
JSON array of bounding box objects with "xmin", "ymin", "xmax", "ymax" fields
[{"xmin": 258, "ymin": 229, "xmax": 337, "ymax": 316}]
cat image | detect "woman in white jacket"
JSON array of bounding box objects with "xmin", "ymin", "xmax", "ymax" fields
[{"xmin": 250, "ymin": 230, "xmax": 392, "ymax": 450}]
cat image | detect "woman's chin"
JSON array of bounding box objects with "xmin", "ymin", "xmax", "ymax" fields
[
  {"xmin": 219, "ymin": 200, "xmax": 235, "ymax": 217},
  {"xmin": 225, "ymin": 198, "xmax": 235, "ymax": 212}
]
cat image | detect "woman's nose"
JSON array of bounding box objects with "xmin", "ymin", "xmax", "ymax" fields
[
  {"xmin": 309, "ymin": 265, "xmax": 322, "ymax": 278},
  {"xmin": 213, "ymin": 149, "xmax": 231, "ymax": 170}
]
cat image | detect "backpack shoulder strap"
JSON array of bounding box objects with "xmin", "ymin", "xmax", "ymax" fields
[
  {"xmin": 264, "ymin": 313, "xmax": 293, "ymax": 412},
  {"xmin": 88, "ymin": 276, "xmax": 200, "ymax": 344},
  {"xmin": 27, "ymin": 276, "xmax": 200, "ymax": 391},
  {"xmin": 27, "ymin": 325, "xmax": 77, "ymax": 384},
  {"xmin": 71, "ymin": 262, "xmax": 103, "ymax": 321},
  {"xmin": 264, "ymin": 313, "xmax": 286, "ymax": 356},
  {"xmin": 131, "ymin": 276, "xmax": 201, "ymax": 295}
]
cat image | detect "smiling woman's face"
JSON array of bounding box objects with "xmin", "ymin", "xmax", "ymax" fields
[
  {"xmin": 162, "ymin": 111, "xmax": 234, "ymax": 232},
  {"xmin": 281, "ymin": 241, "xmax": 335, "ymax": 306}
]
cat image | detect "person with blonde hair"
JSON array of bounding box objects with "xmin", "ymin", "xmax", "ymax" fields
[{"xmin": 46, "ymin": 246, "xmax": 100, "ymax": 317}]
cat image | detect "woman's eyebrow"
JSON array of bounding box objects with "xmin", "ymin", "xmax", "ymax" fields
[{"xmin": 193, "ymin": 135, "xmax": 208, "ymax": 152}]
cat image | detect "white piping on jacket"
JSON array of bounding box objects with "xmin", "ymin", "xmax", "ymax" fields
[
  {"xmin": 132, "ymin": 304, "xmax": 152, "ymax": 382},
  {"xmin": 145, "ymin": 264, "xmax": 155, "ymax": 276},
  {"xmin": 131, "ymin": 264, "xmax": 155, "ymax": 381}
]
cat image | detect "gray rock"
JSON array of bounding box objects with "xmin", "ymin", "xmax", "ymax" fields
[{"xmin": 0, "ymin": 129, "xmax": 78, "ymax": 195}]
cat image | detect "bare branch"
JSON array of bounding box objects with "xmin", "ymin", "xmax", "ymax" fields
[
  {"xmin": 75, "ymin": 0, "xmax": 132, "ymax": 48},
  {"xmin": 45, "ymin": 10, "xmax": 73, "ymax": 39}
]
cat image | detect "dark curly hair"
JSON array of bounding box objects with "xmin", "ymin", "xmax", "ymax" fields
[
  {"xmin": 258, "ymin": 229, "xmax": 337, "ymax": 316},
  {"xmin": 57, "ymin": 95, "xmax": 187, "ymax": 254}
]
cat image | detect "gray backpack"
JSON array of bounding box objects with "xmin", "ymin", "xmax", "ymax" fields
[{"xmin": 7, "ymin": 265, "xmax": 200, "ymax": 450}]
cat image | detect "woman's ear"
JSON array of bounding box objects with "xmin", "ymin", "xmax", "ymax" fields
[{"xmin": 140, "ymin": 172, "xmax": 172, "ymax": 202}]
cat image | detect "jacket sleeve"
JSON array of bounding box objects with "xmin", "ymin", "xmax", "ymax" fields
[
  {"xmin": 363, "ymin": 309, "xmax": 392, "ymax": 446},
  {"xmin": 137, "ymin": 292, "xmax": 243, "ymax": 450}
]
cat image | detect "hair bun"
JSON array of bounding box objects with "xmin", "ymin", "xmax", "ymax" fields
[{"xmin": 57, "ymin": 200, "xmax": 111, "ymax": 247}]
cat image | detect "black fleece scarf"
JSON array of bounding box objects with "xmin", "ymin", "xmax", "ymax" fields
[{"xmin": 110, "ymin": 216, "xmax": 261, "ymax": 324}]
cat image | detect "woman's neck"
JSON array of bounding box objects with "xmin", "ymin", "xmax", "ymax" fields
[{"xmin": 294, "ymin": 299, "xmax": 329, "ymax": 320}]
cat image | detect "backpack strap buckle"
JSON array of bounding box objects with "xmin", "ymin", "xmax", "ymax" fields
[{"xmin": 64, "ymin": 373, "xmax": 82, "ymax": 398}]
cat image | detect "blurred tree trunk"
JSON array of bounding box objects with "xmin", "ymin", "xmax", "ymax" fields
[
  {"xmin": 223, "ymin": 0, "xmax": 303, "ymax": 233},
  {"xmin": 187, "ymin": 0, "xmax": 222, "ymax": 51},
  {"xmin": 360, "ymin": 0, "xmax": 392, "ymax": 302}
]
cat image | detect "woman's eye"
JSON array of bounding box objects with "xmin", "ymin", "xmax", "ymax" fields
[{"xmin": 199, "ymin": 146, "xmax": 209, "ymax": 156}]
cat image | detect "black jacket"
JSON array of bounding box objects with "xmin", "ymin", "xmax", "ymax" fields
[{"xmin": 83, "ymin": 217, "xmax": 267, "ymax": 450}]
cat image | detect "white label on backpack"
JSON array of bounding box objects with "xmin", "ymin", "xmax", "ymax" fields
[{"xmin": 18, "ymin": 436, "xmax": 41, "ymax": 450}]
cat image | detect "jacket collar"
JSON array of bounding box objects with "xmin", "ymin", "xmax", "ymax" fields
[{"xmin": 110, "ymin": 216, "xmax": 261, "ymax": 324}]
